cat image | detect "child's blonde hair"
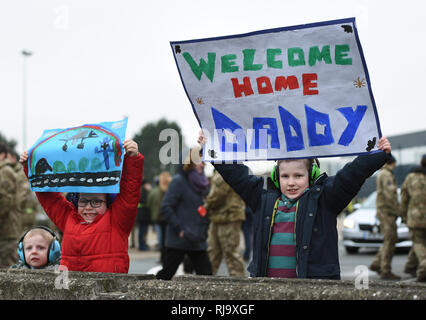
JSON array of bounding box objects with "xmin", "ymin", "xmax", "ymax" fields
[{"xmin": 23, "ymin": 228, "xmax": 54, "ymax": 247}]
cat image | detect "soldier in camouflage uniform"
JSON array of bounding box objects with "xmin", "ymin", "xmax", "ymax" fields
[
  {"xmin": 0, "ymin": 142, "xmax": 20, "ymax": 268},
  {"xmin": 400, "ymin": 155, "xmax": 426, "ymax": 282},
  {"xmin": 205, "ymin": 170, "xmax": 246, "ymax": 276},
  {"xmin": 370, "ymin": 155, "xmax": 401, "ymax": 280},
  {"xmin": 8, "ymin": 150, "xmax": 35, "ymax": 230}
]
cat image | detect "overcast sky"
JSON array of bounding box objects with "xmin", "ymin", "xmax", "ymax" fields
[{"xmin": 1, "ymin": 0, "xmax": 425, "ymax": 157}]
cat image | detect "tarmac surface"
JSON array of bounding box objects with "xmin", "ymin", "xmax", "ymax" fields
[{"xmin": 128, "ymin": 220, "xmax": 417, "ymax": 282}]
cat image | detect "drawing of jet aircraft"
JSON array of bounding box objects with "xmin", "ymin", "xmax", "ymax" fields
[{"xmin": 60, "ymin": 129, "xmax": 98, "ymax": 151}]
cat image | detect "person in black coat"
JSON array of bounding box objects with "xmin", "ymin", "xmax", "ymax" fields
[
  {"xmin": 156, "ymin": 147, "xmax": 212, "ymax": 280},
  {"xmin": 198, "ymin": 132, "xmax": 393, "ymax": 280},
  {"xmin": 136, "ymin": 181, "xmax": 152, "ymax": 251}
]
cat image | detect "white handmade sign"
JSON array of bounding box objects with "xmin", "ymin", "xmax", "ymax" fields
[{"xmin": 171, "ymin": 18, "xmax": 381, "ymax": 161}]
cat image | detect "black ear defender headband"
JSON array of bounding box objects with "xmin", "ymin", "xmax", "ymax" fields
[
  {"xmin": 270, "ymin": 158, "xmax": 321, "ymax": 189},
  {"xmin": 17, "ymin": 226, "xmax": 61, "ymax": 266}
]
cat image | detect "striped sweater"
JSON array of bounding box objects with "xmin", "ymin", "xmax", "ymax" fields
[{"xmin": 267, "ymin": 194, "xmax": 298, "ymax": 278}]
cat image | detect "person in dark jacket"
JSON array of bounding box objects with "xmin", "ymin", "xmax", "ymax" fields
[
  {"xmin": 198, "ymin": 132, "xmax": 393, "ymax": 280},
  {"xmin": 136, "ymin": 181, "xmax": 152, "ymax": 251},
  {"xmin": 156, "ymin": 146, "xmax": 212, "ymax": 280}
]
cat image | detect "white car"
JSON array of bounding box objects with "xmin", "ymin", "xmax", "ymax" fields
[{"xmin": 342, "ymin": 190, "xmax": 412, "ymax": 254}]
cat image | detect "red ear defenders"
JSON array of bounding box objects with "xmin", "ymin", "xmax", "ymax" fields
[
  {"xmin": 270, "ymin": 158, "xmax": 321, "ymax": 189},
  {"xmin": 17, "ymin": 226, "xmax": 61, "ymax": 266}
]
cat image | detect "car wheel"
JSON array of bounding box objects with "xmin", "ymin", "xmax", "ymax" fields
[{"xmin": 345, "ymin": 246, "xmax": 359, "ymax": 254}]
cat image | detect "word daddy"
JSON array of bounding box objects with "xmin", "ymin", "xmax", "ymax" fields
[{"xmin": 210, "ymin": 103, "xmax": 367, "ymax": 153}]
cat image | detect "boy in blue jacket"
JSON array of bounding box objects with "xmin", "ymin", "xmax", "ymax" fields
[{"xmin": 198, "ymin": 132, "xmax": 393, "ymax": 280}]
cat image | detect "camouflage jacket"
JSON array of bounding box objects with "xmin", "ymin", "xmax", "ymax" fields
[
  {"xmin": 400, "ymin": 168, "xmax": 426, "ymax": 229},
  {"xmin": 12, "ymin": 162, "xmax": 35, "ymax": 228},
  {"xmin": 376, "ymin": 165, "xmax": 399, "ymax": 216},
  {"xmin": 0, "ymin": 160, "xmax": 20, "ymax": 239},
  {"xmin": 13, "ymin": 162, "xmax": 31, "ymax": 212},
  {"xmin": 147, "ymin": 186, "xmax": 161, "ymax": 222},
  {"xmin": 204, "ymin": 171, "xmax": 245, "ymax": 224}
]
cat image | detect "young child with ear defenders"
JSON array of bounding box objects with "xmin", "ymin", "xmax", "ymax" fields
[
  {"xmin": 198, "ymin": 131, "xmax": 393, "ymax": 279},
  {"xmin": 10, "ymin": 226, "xmax": 61, "ymax": 270},
  {"xmin": 19, "ymin": 139, "xmax": 144, "ymax": 273}
]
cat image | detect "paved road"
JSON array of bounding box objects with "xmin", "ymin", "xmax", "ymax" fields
[
  {"xmin": 128, "ymin": 239, "xmax": 414, "ymax": 281},
  {"xmin": 338, "ymin": 245, "xmax": 411, "ymax": 281}
]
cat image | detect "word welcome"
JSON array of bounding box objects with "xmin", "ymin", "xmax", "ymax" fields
[{"xmin": 182, "ymin": 44, "xmax": 352, "ymax": 83}]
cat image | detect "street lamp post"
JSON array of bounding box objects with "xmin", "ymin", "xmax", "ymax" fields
[{"xmin": 22, "ymin": 49, "xmax": 33, "ymax": 151}]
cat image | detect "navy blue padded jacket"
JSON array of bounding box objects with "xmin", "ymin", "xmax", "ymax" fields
[{"xmin": 213, "ymin": 151, "xmax": 390, "ymax": 279}]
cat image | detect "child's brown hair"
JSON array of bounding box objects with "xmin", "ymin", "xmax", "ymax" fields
[
  {"xmin": 276, "ymin": 158, "xmax": 321, "ymax": 186},
  {"xmin": 183, "ymin": 146, "xmax": 202, "ymax": 172},
  {"xmin": 277, "ymin": 158, "xmax": 312, "ymax": 173}
]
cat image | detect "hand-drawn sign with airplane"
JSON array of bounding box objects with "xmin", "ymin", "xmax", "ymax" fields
[{"xmin": 27, "ymin": 118, "xmax": 128, "ymax": 193}]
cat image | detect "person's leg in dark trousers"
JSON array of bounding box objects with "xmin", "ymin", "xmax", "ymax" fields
[
  {"xmin": 183, "ymin": 254, "xmax": 194, "ymax": 274},
  {"xmin": 187, "ymin": 250, "xmax": 213, "ymax": 276},
  {"xmin": 138, "ymin": 222, "xmax": 149, "ymax": 251},
  {"xmin": 242, "ymin": 207, "xmax": 253, "ymax": 261},
  {"xmin": 156, "ymin": 247, "xmax": 185, "ymax": 280},
  {"xmin": 159, "ymin": 221, "xmax": 167, "ymax": 265},
  {"xmin": 138, "ymin": 221, "xmax": 149, "ymax": 251}
]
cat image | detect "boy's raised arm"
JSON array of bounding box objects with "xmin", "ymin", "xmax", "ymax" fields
[
  {"xmin": 111, "ymin": 140, "xmax": 144, "ymax": 234},
  {"xmin": 198, "ymin": 130, "xmax": 264, "ymax": 211},
  {"xmin": 20, "ymin": 151, "xmax": 71, "ymax": 231},
  {"xmin": 323, "ymin": 136, "xmax": 393, "ymax": 214}
]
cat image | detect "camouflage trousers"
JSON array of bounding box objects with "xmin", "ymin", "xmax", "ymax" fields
[
  {"xmin": 410, "ymin": 228, "xmax": 426, "ymax": 280},
  {"xmin": 207, "ymin": 221, "xmax": 245, "ymax": 276},
  {"xmin": 0, "ymin": 239, "xmax": 19, "ymax": 269},
  {"xmin": 371, "ymin": 215, "xmax": 397, "ymax": 274},
  {"xmin": 405, "ymin": 246, "xmax": 418, "ymax": 270}
]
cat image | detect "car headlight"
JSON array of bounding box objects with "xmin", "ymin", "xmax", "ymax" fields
[{"xmin": 343, "ymin": 218, "xmax": 355, "ymax": 229}]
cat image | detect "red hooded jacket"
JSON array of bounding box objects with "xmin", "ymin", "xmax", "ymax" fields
[{"xmin": 24, "ymin": 153, "xmax": 144, "ymax": 273}]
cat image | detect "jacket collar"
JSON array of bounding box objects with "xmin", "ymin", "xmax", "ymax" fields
[{"xmin": 312, "ymin": 172, "xmax": 328, "ymax": 186}]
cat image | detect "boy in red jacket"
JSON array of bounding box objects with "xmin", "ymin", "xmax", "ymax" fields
[{"xmin": 20, "ymin": 139, "xmax": 144, "ymax": 273}]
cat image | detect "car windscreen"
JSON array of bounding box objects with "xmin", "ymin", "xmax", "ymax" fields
[
  {"xmin": 360, "ymin": 189, "xmax": 400, "ymax": 209},
  {"xmin": 361, "ymin": 192, "xmax": 376, "ymax": 209}
]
